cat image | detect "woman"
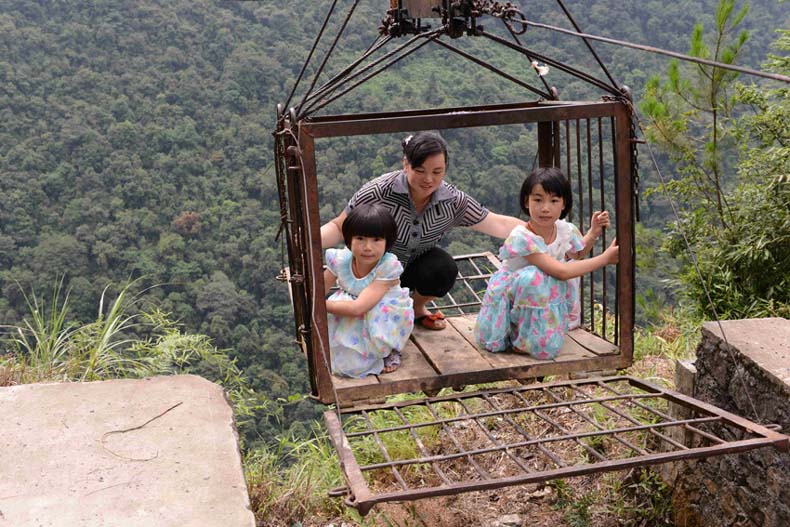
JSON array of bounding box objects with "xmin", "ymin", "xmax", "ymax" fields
[{"xmin": 320, "ymin": 131, "xmax": 525, "ymax": 330}]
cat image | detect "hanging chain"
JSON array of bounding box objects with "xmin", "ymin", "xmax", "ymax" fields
[{"xmin": 630, "ymin": 115, "xmax": 641, "ymax": 223}]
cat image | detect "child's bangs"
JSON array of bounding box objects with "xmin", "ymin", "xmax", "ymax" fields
[
  {"xmin": 533, "ymin": 175, "xmax": 566, "ymax": 197},
  {"xmin": 350, "ymin": 216, "xmax": 391, "ymax": 239},
  {"xmin": 343, "ymin": 204, "xmax": 398, "ymax": 250}
]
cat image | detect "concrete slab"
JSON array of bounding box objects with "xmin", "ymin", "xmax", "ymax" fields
[
  {"xmin": 0, "ymin": 375, "xmax": 255, "ymax": 527},
  {"xmin": 702, "ymin": 317, "xmax": 790, "ymax": 389}
]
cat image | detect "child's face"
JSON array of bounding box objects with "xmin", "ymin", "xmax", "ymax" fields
[
  {"xmin": 350, "ymin": 235, "xmax": 387, "ymax": 267},
  {"xmin": 526, "ymin": 184, "xmax": 564, "ymax": 227}
]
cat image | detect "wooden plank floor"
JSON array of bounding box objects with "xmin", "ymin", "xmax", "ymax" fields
[{"xmin": 333, "ymin": 313, "xmax": 622, "ymax": 403}]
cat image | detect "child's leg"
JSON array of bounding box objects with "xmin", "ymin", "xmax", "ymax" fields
[
  {"xmin": 475, "ymin": 269, "xmax": 513, "ymax": 352},
  {"xmin": 511, "ymin": 320, "xmax": 566, "ymax": 360},
  {"xmin": 366, "ymin": 287, "xmax": 413, "ymax": 374},
  {"xmin": 509, "ymin": 268, "xmax": 569, "ymax": 359},
  {"xmin": 567, "ymin": 277, "xmax": 581, "ymax": 330},
  {"xmin": 330, "ymin": 312, "xmax": 386, "ymax": 378},
  {"xmin": 401, "ymin": 248, "xmax": 457, "ymax": 330}
]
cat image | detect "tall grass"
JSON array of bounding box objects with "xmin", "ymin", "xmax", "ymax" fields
[
  {"xmin": 77, "ymin": 283, "xmax": 145, "ymax": 381},
  {"xmin": 634, "ymin": 307, "xmax": 701, "ymax": 362},
  {"xmin": 3, "ymin": 280, "xmax": 75, "ymax": 382},
  {"xmin": 1, "ymin": 281, "xmax": 147, "ymax": 383},
  {"xmin": 245, "ymin": 427, "xmax": 351, "ymax": 526},
  {"xmin": 0, "ymin": 281, "xmax": 266, "ymax": 422}
]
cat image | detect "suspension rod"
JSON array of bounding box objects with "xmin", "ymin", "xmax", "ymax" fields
[
  {"xmin": 434, "ymin": 39, "xmax": 551, "ymax": 99},
  {"xmin": 481, "ymin": 31, "xmax": 621, "ymax": 95}
]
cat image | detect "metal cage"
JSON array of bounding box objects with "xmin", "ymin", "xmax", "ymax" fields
[{"xmin": 274, "ymin": 99, "xmax": 636, "ymax": 406}]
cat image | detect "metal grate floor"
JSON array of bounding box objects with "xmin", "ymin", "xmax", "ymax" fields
[{"xmin": 325, "ymin": 376, "xmax": 788, "ymax": 515}]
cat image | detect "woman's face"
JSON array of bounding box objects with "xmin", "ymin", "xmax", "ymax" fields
[{"xmin": 404, "ymin": 152, "xmax": 446, "ymax": 204}]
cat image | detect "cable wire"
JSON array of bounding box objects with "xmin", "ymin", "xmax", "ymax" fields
[
  {"xmin": 553, "ymin": 0, "xmax": 619, "ymax": 88},
  {"xmin": 630, "ymin": 107, "xmax": 762, "ymax": 423},
  {"xmin": 283, "ymin": 0, "xmax": 340, "ymax": 110},
  {"xmin": 516, "ymin": 18, "xmax": 790, "ymax": 84},
  {"xmin": 302, "ymin": 31, "xmax": 441, "ymax": 117},
  {"xmin": 482, "ymin": 30, "xmax": 621, "ymax": 95},
  {"xmin": 301, "ymin": 34, "xmax": 393, "ymax": 109},
  {"xmin": 296, "ymin": 0, "xmax": 362, "ymax": 116},
  {"xmin": 434, "ymin": 39, "xmax": 551, "ymax": 100},
  {"xmin": 499, "ymin": 17, "xmax": 554, "ymax": 96}
]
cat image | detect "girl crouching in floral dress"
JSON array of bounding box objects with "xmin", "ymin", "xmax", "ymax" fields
[
  {"xmin": 324, "ymin": 204, "xmax": 415, "ymax": 377},
  {"xmin": 475, "ymin": 167, "xmax": 618, "ymax": 359}
]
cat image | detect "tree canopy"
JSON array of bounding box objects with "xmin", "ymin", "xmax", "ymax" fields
[{"xmin": 1, "ymin": 0, "xmax": 788, "ymax": 443}]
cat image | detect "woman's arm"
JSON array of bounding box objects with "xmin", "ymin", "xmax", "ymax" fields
[
  {"xmin": 470, "ymin": 212, "xmax": 526, "ymax": 239},
  {"xmin": 325, "ymin": 279, "xmax": 399, "ymax": 317},
  {"xmin": 320, "ymin": 210, "xmax": 347, "ymax": 248},
  {"xmin": 527, "ymin": 239, "xmax": 619, "ymax": 281}
]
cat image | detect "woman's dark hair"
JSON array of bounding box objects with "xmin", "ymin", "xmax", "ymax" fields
[
  {"xmin": 519, "ymin": 167, "xmax": 573, "ymax": 219},
  {"xmin": 401, "ymin": 131, "xmax": 449, "ymax": 168},
  {"xmin": 342, "ymin": 203, "xmax": 398, "ymax": 251}
]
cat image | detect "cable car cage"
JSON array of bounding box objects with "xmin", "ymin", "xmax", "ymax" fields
[{"xmin": 273, "ymin": 0, "xmax": 789, "ymax": 514}]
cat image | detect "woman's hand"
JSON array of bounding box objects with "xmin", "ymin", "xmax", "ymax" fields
[{"xmin": 321, "ymin": 211, "xmax": 347, "ymax": 248}]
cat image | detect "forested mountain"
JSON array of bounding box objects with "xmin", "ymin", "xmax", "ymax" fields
[{"xmin": 1, "ymin": 1, "xmax": 787, "ymax": 440}]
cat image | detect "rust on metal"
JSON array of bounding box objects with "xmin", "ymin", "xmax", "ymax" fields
[
  {"xmin": 326, "ymin": 376, "xmax": 790, "ymax": 515},
  {"xmin": 301, "ymin": 101, "xmax": 626, "ymax": 138}
]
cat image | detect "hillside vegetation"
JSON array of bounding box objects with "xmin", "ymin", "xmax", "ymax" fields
[{"xmin": 1, "ymin": 0, "xmax": 788, "ymax": 448}]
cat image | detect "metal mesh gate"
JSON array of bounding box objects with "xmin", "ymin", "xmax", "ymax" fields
[{"xmin": 325, "ymin": 376, "xmax": 788, "ymax": 515}]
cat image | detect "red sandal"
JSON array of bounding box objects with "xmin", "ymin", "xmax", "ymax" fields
[{"xmin": 415, "ymin": 310, "xmax": 446, "ymax": 330}]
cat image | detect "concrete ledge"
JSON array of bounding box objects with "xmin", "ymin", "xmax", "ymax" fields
[
  {"xmin": 701, "ymin": 317, "xmax": 790, "ymax": 392},
  {"xmin": 0, "ymin": 375, "xmax": 255, "ymax": 527}
]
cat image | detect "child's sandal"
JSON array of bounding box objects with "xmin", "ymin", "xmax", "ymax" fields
[{"xmin": 382, "ymin": 350, "xmax": 401, "ymax": 373}]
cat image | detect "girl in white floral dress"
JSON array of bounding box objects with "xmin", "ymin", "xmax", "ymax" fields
[
  {"xmin": 475, "ymin": 168, "xmax": 618, "ymax": 359},
  {"xmin": 324, "ymin": 204, "xmax": 415, "ymax": 378}
]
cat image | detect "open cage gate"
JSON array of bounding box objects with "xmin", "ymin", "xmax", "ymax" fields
[
  {"xmin": 275, "ymin": 100, "xmax": 637, "ymax": 406},
  {"xmin": 324, "ymin": 375, "xmax": 788, "ymax": 514}
]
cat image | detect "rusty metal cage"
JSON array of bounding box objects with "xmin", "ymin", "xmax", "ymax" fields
[
  {"xmin": 274, "ymin": 99, "xmax": 636, "ymax": 406},
  {"xmin": 272, "ymin": 0, "xmax": 790, "ymax": 515}
]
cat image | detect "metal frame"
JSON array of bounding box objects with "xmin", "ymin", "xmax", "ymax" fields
[
  {"xmin": 274, "ymin": 99, "xmax": 635, "ymax": 404},
  {"xmin": 324, "ymin": 375, "xmax": 790, "ymax": 515}
]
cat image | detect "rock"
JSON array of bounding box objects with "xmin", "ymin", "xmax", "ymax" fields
[
  {"xmin": 672, "ymin": 318, "xmax": 790, "ymax": 527},
  {"xmin": 493, "ymin": 513, "xmax": 523, "ymax": 527}
]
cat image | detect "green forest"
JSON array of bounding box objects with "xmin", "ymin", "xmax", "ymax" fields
[{"xmin": 1, "ymin": 0, "xmax": 788, "ymax": 454}]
